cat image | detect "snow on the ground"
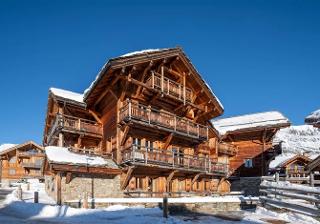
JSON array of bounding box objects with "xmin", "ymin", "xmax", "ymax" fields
[
  {"xmin": 273, "ymin": 125, "xmax": 320, "ymax": 154},
  {"xmin": 269, "ymin": 125, "xmax": 320, "ymax": 169},
  {"xmin": 1, "ymin": 180, "xmax": 319, "ymax": 224},
  {"xmin": 211, "ymin": 111, "xmax": 289, "ymax": 135},
  {"xmin": 45, "ymin": 146, "xmax": 117, "ymax": 168}
]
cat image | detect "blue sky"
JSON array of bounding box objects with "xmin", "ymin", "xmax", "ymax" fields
[{"xmin": 0, "ymin": 0, "xmax": 319, "ymax": 144}]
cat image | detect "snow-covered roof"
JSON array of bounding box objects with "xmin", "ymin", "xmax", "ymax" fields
[
  {"xmin": 269, "ymin": 153, "xmax": 315, "ymax": 169},
  {"xmin": 305, "ymin": 109, "xmax": 320, "ymax": 125},
  {"xmin": 49, "ymin": 87, "xmax": 85, "ymax": 105},
  {"xmin": 83, "ymin": 47, "xmax": 224, "ymax": 111},
  {"xmin": 211, "ymin": 111, "xmax": 290, "ymax": 136},
  {"xmin": 273, "ymin": 125, "xmax": 320, "ymax": 154},
  {"xmin": 0, "ymin": 143, "xmax": 16, "ymax": 154},
  {"xmin": 45, "ymin": 146, "xmax": 118, "ymax": 168}
]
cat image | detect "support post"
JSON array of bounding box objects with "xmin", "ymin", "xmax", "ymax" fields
[
  {"xmin": 163, "ymin": 193, "xmax": 168, "ymax": 218},
  {"xmin": 17, "ymin": 185, "xmax": 22, "ymax": 200},
  {"xmin": 34, "ymin": 191, "xmax": 39, "ymax": 203},
  {"xmin": 310, "ymin": 172, "xmax": 314, "ymax": 187}
]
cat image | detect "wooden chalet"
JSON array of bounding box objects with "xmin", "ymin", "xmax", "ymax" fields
[
  {"xmin": 0, "ymin": 141, "xmax": 44, "ymax": 186},
  {"xmin": 305, "ymin": 109, "xmax": 320, "ymax": 128},
  {"xmin": 306, "ymin": 155, "xmax": 320, "ymax": 174},
  {"xmin": 43, "ymin": 47, "xmax": 234, "ymax": 203},
  {"xmin": 269, "ymin": 154, "xmax": 312, "ymax": 177},
  {"xmin": 212, "ymin": 111, "xmax": 290, "ymax": 177}
]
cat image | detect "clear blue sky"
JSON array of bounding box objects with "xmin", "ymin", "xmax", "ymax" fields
[{"xmin": 1, "ymin": 0, "xmax": 319, "ymax": 144}]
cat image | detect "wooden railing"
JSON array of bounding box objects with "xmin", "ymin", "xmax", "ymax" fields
[
  {"xmin": 18, "ymin": 152, "xmax": 44, "ymax": 157},
  {"xmin": 47, "ymin": 114, "xmax": 102, "ymax": 142},
  {"xmin": 121, "ymin": 144, "xmax": 228, "ymax": 175},
  {"xmin": 119, "ymin": 100, "xmax": 208, "ymax": 140},
  {"xmin": 21, "ymin": 162, "xmax": 42, "ymax": 169},
  {"xmin": 146, "ymin": 72, "xmax": 193, "ymax": 102}
]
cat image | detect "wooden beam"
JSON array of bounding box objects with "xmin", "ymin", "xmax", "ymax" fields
[
  {"xmin": 56, "ymin": 172, "xmax": 62, "ymax": 205},
  {"xmin": 134, "ymin": 61, "xmax": 153, "ymax": 98},
  {"xmin": 163, "ymin": 133, "xmax": 173, "ymax": 150},
  {"xmin": 120, "ymin": 76, "xmax": 130, "ymax": 101},
  {"xmin": 94, "ymin": 75, "xmax": 120, "ymax": 107},
  {"xmin": 66, "ymin": 172, "xmax": 73, "ymax": 184},
  {"xmin": 120, "ymin": 126, "xmax": 130, "ymax": 146},
  {"xmin": 121, "ymin": 166, "xmax": 135, "ymax": 190},
  {"xmin": 89, "ymin": 110, "xmax": 102, "ymax": 124},
  {"xmin": 166, "ymin": 170, "xmax": 178, "ymax": 192},
  {"xmin": 191, "ymin": 173, "xmax": 201, "ymax": 190}
]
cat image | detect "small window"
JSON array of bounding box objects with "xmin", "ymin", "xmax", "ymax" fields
[
  {"xmin": 244, "ymin": 158, "xmax": 253, "ymax": 168},
  {"xmin": 9, "ymin": 169, "xmax": 16, "ymax": 175},
  {"xmin": 146, "ymin": 141, "xmax": 154, "ymax": 151},
  {"xmin": 9, "ymin": 156, "xmax": 16, "ymax": 164}
]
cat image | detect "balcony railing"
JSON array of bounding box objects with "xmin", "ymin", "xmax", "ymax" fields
[
  {"xmin": 121, "ymin": 144, "xmax": 228, "ymax": 175},
  {"xmin": 18, "ymin": 152, "xmax": 44, "ymax": 158},
  {"xmin": 21, "ymin": 162, "xmax": 42, "ymax": 169},
  {"xmin": 47, "ymin": 114, "xmax": 102, "ymax": 142},
  {"xmin": 146, "ymin": 72, "xmax": 193, "ymax": 103},
  {"xmin": 119, "ymin": 100, "xmax": 208, "ymax": 140}
]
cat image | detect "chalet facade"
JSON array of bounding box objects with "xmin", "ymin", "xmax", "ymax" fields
[
  {"xmin": 269, "ymin": 154, "xmax": 312, "ymax": 177},
  {"xmin": 43, "ymin": 48, "xmax": 234, "ymax": 203},
  {"xmin": 0, "ymin": 141, "xmax": 44, "ymax": 186},
  {"xmin": 211, "ymin": 111, "xmax": 290, "ymax": 177}
]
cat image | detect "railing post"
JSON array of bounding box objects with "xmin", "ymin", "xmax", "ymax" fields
[
  {"xmin": 310, "ymin": 172, "xmax": 314, "ymax": 187},
  {"xmin": 145, "ymin": 147, "xmax": 148, "ymax": 164},
  {"xmin": 128, "ymin": 100, "xmax": 131, "ymax": 119},
  {"xmin": 174, "ymin": 116, "xmax": 177, "ymax": 132},
  {"xmin": 152, "ymin": 71, "xmax": 155, "ymax": 88},
  {"xmin": 161, "ymin": 66, "xmax": 164, "ymax": 92},
  {"xmin": 132, "ymin": 145, "xmax": 135, "ymax": 163},
  {"xmin": 197, "ymin": 124, "xmax": 200, "ymax": 138},
  {"xmin": 172, "ymin": 151, "xmax": 175, "ymax": 167},
  {"xmin": 148, "ymin": 106, "xmax": 151, "ymax": 124}
]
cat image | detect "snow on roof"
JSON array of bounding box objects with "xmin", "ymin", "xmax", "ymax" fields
[
  {"xmin": 45, "ymin": 146, "xmax": 118, "ymax": 168},
  {"xmin": 273, "ymin": 125, "xmax": 320, "ymax": 154},
  {"xmin": 305, "ymin": 109, "xmax": 320, "ymax": 124},
  {"xmin": 269, "ymin": 153, "xmax": 316, "ymax": 169},
  {"xmin": 0, "ymin": 143, "xmax": 16, "ymax": 154},
  {"xmin": 50, "ymin": 87, "xmax": 84, "ymax": 104},
  {"xmin": 211, "ymin": 111, "xmax": 290, "ymax": 135},
  {"xmin": 119, "ymin": 48, "xmax": 165, "ymax": 58}
]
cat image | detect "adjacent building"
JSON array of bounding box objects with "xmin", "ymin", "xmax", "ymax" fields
[{"xmin": 0, "ymin": 141, "xmax": 44, "ymax": 186}]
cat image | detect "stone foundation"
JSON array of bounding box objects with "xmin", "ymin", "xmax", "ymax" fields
[
  {"xmin": 45, "ymin": 173, "xmax": 122, "ymax": 203},
  {"xmin": 230, "ymin": 177, "xmax": 262, "ymax": 196}
]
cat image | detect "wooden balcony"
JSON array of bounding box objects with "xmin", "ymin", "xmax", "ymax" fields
[
  {"xmin": 18, "ymin": 152, "xmax": 44, "ymax": 158},
  {"xmin": 121, "ymin": 144, "xmax": 228, "ymax": 176},
  {"xmin": 119, "ymin": 100, "xmax": 208, "ymax": 141},
  {"xmin": 21, "ymin": 162, "xmax": 42, "ymax": 169},
  {"xmin": 146, "ymin": 72, "xmax": 193, "ymax": 103},
  {"xmin": 218, "ymin": 143, "xmax": 237, "ymax": 156},
  {"xmin": 47, "ymin": 114, "xmax": 102, "ymax": 142}
]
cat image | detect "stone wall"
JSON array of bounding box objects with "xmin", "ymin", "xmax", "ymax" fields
[
  {"xmin": 230, "ymin": 177, "xmax": 262, "ymax": 196},
  {"xmin": 45, "ymin": 173, "xmax": 122, "ymax": 203}
]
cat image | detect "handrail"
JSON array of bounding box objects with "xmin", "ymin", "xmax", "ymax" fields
[
  {"xmin": 146, "ymin": 72, "xmax": 193, "ymax": 102},
  {"xmin": 119, "ymin": 100, "xmax": 208, "ymax": 140},
  {"xmin": 47, "ymin": 114, "xmax": 102, "ymax": 142},
  {"xmin": 121, "ymin": 144, "xmax": 228, "ymax": 175}
]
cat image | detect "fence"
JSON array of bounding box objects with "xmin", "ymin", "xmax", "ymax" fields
[{"xmin": 260, "ymin": 173, "xmax": 320, "ymax": 217}]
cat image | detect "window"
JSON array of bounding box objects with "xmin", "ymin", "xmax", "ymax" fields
[
  {"xmin": 9, "ymin": 156, "xmax": 16, "ymax": 164},
  {"xmin": 244, "ymin": 158, "xmax": 253, "ymax": 168},
  {"xmin": 9, "ymin": 169, "xmax": 16, "ymax": 175},
  {"xmin": 133, "ymin": 138, "xmax": 141, "ymax": 150},
  {"xmin": 146, "ymin": 140, "xmax": 154, "ymax": 151}
]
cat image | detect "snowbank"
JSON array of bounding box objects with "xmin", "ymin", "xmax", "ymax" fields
[
  {"xmin": 273, "ymin": 125, "xmax": 320, "ymax": 154},
  {"xmin": 212, "ymin": 111, "xmax": 290, "ymax": 135}
]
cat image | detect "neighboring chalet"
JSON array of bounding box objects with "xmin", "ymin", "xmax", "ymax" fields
[
  {"xmin": 211, "ymin": 111, "xmax": 290, "ymax": 177},
  {"xmin": 305, "ymin": 109, "xmax": 320, "ymax": 128},
  {"xmin": 269, "ymin": 154, "xmax": 312, "ymax": 177},
  {"xmin": 43, "ymin": 47, "xmax": 234, "ymax": 204},
  {"xmin": 0, "ymin": 141, "xmax": 44, "ymax": 186}
]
